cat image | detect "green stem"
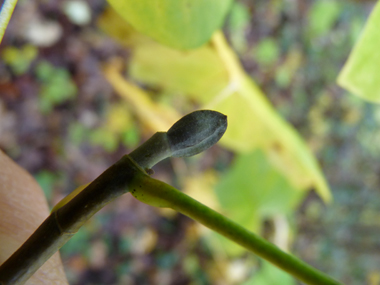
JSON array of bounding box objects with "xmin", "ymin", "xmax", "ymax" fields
[
  {"xmin": 0, "ymin": 110, "xmax": 227, "ymax": 284},
  {"xmin": 0, "ymin": 0, "xmax": 18, "ymax": 44},
  {"xmin": 132, "ymin": 175, "xmax": 343, "ymax": 285}
]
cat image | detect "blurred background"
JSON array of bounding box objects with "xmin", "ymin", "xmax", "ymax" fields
[{"xmin": 1, "ymin": 0, "xmax": 380, "ymax": 284}]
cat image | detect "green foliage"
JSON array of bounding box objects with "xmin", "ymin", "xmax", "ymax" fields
[
  {"xmin": 121, "ymin": 125, "xmax": 139, "ymax": 148},
  {"xmin": 216, "ymin": 150, "xmax": 302, "ymax": 220},
  {"xmin": 60, "ymin": 227, "xmax": 91, "ymax": 257},
  {"xmin": 1, "ymin": 45, "xmax": 38, "ymax": 75},
  {"xmin": 253, "ymin": 38, "xmax": 280, "ymax": 67},
  {"xmin": 68, "ymin": 103, "xmax": 141, "ymax": 152},
  {"xmin": 308, "ymin": 0, "xmax": 341, "ymax": 38},
  {"xmin": 338, "ymin": 1, "xmax": 380, "ymax": 102},
  {"xmin": 228, "ymin": 1, "xmax": 250, "ymax": 52},
  {"xmin": 35, "ymin": 61, "xmax": 77, "ymax": 113},
  {"xmin": 228, "ymin": 1, "xmax": 250, "ymax": 31},
  {"xmin": 106, "ymin": 0, "xmax": 233, "ymax": 49}
]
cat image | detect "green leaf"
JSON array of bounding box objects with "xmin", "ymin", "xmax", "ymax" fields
[
  {"xmin": 106, "ymin": 0, "xmax": 233, "ymax": 49},
  {"xmin": 337, "ymin": 1, "xmax": 380, "ymax": 102}
]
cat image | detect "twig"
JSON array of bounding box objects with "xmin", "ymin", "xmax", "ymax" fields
[{"xmin": 0, "ymin": 110, "xmax": 227, "ymax": 284}]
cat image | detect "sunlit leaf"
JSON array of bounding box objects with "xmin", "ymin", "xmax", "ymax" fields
[
  {"xmin": 337, "ymin": 1, "xmax": 380, "ymax": 102},
  {"xmin": 106, "ymin": 0, "xmax": 233, "ymax": 49}
]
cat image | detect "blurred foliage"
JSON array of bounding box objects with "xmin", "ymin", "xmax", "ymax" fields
[
  {"xmin": 308, "ymin": 0, "xmax": 342, "ymax": 38},
  {"xmin": 35, "ymin": 61, "xmax": 77, "ymax": 113},
  {"xmin": 129, "ymin": 42, "xmax": 228, "ymax": 103},
  {"xmin": 122, "ymin": 26, "xmax": 331, "ymax": 201},
  {"xmin": 213, "ymin": 150, "xmax": 302, "ymax": 255},
  {"xmin": 34, "ymin": 170, "xmax": 59, "ymax": 202},
  {"xmin": 1, "ymin": 45, "xmax": 38, "ymax": 75},
  {"xmin": 1, "ymin": 0, "xmax": 380, "ymax": 284},
  {"xmin": 68, "ymin": 102, "xmax": 141, "ymax": 152},
  {"xmin": 107, "ymin": 0, "xmax": 233, "ymax": 49},
  {"xmin": 253, "ymin": 38, "xmax": 280, "ymax": 67},
  {"xmin": 243, "ymin": 260, "xmax": 295, "ymax": 285},
  {"xmin": 227, "ymin": 1, "xmax": 250, "ymax": 52},
  {"xmin": 274, "ymin": 47, "xmax": 303, "ymax": 89},
  {"xmin": 338, "ymin": 1, "xmax": 380, "ymax": 102}
]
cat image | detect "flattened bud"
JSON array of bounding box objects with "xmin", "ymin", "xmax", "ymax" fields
[{"xmin": 167, "ymin": 110, "xmax": 227, "ymax": 157}]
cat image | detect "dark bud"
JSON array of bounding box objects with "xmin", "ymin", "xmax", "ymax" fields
[{"xmin": 167, "ymin": 110, "xmax": 227, "ymax": 157}]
